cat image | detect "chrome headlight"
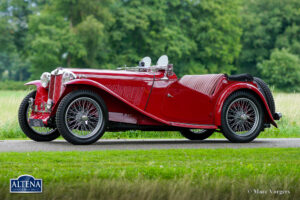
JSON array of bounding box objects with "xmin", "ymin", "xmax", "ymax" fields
[
  {"xmin": 62, "ymin": 71, "xmax": 77, "ymax": 84},
  {"xmin": 40, "ymin": 72, "xmax": 51, "ymax": 88}
]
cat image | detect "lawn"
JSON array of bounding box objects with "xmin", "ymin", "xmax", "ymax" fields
[{"xmin": 0, "ymin": 148, "xmax": 299, "ymax": 199}]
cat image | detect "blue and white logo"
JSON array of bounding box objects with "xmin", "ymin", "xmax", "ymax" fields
[{"xmin": 10, "ymin": 175, "xmax": 42, "ymax": 193}]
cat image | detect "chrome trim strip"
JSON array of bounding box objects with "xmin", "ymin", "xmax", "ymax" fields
[{"xmin": 78, "ymin": 74, "xmax": 154, "ymax": 81}]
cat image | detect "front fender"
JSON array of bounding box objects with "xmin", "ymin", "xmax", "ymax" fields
[
  {"xmin": 25, "ymin": 80, "xmax": 42, "ymax": 88},
  {"xmin": 214, "ymin": 83, "xmax": 277, "ymax": 127},
  {"xmin": 64, "ymin": 79, "xmax": 172, "ymax": 126},
  {"xmin": 25, "ymin": 80, "xmax": 48, "ymax": 101},
  {"xmin": 24, "ymin": 80, "xmax": 49, "ymax": 113}
]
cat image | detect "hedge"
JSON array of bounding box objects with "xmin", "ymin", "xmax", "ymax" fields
[{"xmin": 0, "ymin": 81, "xmax": 35, "ymax": 90}]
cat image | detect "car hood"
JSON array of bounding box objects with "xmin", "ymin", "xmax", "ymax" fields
[{"xmin": 68, "ymin": 68, "xmax": 154, "ymax": 77}]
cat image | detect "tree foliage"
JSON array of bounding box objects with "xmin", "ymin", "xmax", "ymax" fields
[
  {"xmin": 258, "ymin": 49, "xmax": 300, "ymax": 92},
  {"xmin": 24, "ymin": 0, "xmax": 242, "ymax": 78},
  {"xmin": 238, "ymin": 0, "xmax": 300, "ymax": 75},
  {"xmin": 0, "ymin": 0, "xmax": 47, "ymax": 80},
  {"xmin": 0, "ymin": 0, "xmax": 300, "ymax": 92}
]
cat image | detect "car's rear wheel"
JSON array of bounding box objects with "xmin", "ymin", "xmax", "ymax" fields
[
  {"xmin": 221, "ymin": 91, "xmax": 264, "ymax": 143},
  {"xmin": 18, "ymin": 91, "xmax": 60, "ymax": 141},
  {"xmin": 180, "ymin": 129, "xmax": 214, "ymax": 140},
  {"xmin": 56, "ymin": 90, "xmax": 108, "ymax": 145}
]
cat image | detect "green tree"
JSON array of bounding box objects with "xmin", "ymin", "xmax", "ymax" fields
[
  {"xmin": 109, "ymin": 0, "xmax": 242, "ymax": 76},
  {"xmin": 187, "ymin": 0, "xmax": 242, "ymax": 74},
  {"xmin": 1, "ymin": 0, "xmax": 244, "ymax": 80},
  {"xmin": 238, "ymin": 0, "xmax": 300, "ymax": 76},
  {"xmin": 258, "ymin": 49, "xmax": 300, "ymax": 92},
  {"xmin": 0, "ymin": 0, "xmax": 47, "ymax": 80},
  {"xmin": 0, "ymin": 17, "xmax": 16, "ymax": 80},
  {"xmin": 108, "ymin": 0, "xmax": 196, "ymax": 70},
  {"xmin": 27, "ymin": 11, "xmax": 86, "ymax": 77},
  {"xmin": 27, "ymin": 0, "xmax": 113, "ymax": 78}
]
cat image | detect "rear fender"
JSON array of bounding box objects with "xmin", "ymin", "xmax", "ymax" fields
[{"xmin": 215, "ymin": 83, "xmax": 277, "ymax": 127}]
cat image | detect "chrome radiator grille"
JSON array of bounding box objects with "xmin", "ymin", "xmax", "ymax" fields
[{"xmin": 48, "ymin": 74, "xmax": 63, "ymax": 104}]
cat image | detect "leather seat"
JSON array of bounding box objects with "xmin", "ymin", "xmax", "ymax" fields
[{"xmin": 226, "ymin": 73, "xmax": 253, "ymax": 82}]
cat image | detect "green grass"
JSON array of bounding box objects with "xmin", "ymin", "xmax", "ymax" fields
[
  {"xmin": 0, "ymin": 90, "xmax": 300, "ymax": 139},
  {"xmin": 0, "ymin": 148, "xmax": 299, "ymax": 199}
]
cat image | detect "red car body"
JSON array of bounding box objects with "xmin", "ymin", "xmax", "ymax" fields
[{"xmin": 25, "ymin": 67, "xmax": 277, "ymax": 130}]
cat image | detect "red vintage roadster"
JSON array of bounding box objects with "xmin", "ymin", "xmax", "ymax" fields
[{"xmin": 19, "ymin": 55, "xmax": 281, "ymax": 144}]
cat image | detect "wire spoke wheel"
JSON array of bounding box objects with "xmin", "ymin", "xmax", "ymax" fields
[
  {"xmin": 65, "ymin": 97, "xmax": 103, "ymax": 139},
  {"xmin": 226, "ymin": 97, "xmax": 259, "ymax": 137},
  {"xmin": 26, "ymin": 106, "xmax": 56, "ymax": 135}
]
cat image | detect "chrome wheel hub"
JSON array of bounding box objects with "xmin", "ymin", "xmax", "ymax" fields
[
  {"xmin": 81, "ymin": 115, "xmax": 88, "ymax": 122},
  {"xmin": 240, "ymin": 113, "xmax": 248, "ymax": 121},
  {"xmin": 75, "ymin": 112, "xmax": 88, "ymax": 122}
]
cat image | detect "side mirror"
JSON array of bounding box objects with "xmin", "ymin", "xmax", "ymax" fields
[
  {"xmin": 140, "ymin": 57, "xmax": 151, "ymax": 67},
  {"xmin": 156, "ymin": 55, "xmax": 168, "ymax": 66}
]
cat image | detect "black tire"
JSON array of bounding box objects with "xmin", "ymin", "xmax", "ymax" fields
[
  {"xmin": 56, "ymin": 90, "xmax": 108, "ymax": 145},
  {"xmin": 221, "ymin": 91, "xmax": 264, "ymax": 143},
  {"xmin": 254, "ymin": 77, "xmax": 275, "ymax": 115},
  {"xmin": 180, "ymin": 129, "xmax": 214, "ymax": 140},
  {"xmin": 18, "ymin": 91, "xmax": 60, "ymax": 141}
]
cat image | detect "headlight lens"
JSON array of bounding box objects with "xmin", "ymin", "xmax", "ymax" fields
[
  {"xmin": 62, "ymin": 71, "xmax": 76, "ymax": 84},
  {"xmin": 40, "ymin": 72, "xmax": 51, "ymax": 88}
]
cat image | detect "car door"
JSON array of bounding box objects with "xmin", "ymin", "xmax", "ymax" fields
[
  {"xmin": 160, "ymin": 81, "xmax": 214, "ymax": 125},
  {"xmin": 145, "ymin": 73, "xmax": 214, "ymax": 125}
]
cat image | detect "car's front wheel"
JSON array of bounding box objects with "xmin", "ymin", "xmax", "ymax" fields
[
  {"xmin": 221, "ymin": 91, "xmax": 264, "ymax": 143},
  {"xmin": 56, "ymin": 90, "xmax": 108, "ymax": 145},
  {"xmin": 180, "ymin": 129, "xmax": 214, "ymax": 140}
]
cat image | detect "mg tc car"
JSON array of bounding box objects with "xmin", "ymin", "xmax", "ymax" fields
[{"xmin": 18, "ymin": 55, "xmax": 282, "ymax": 144}]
